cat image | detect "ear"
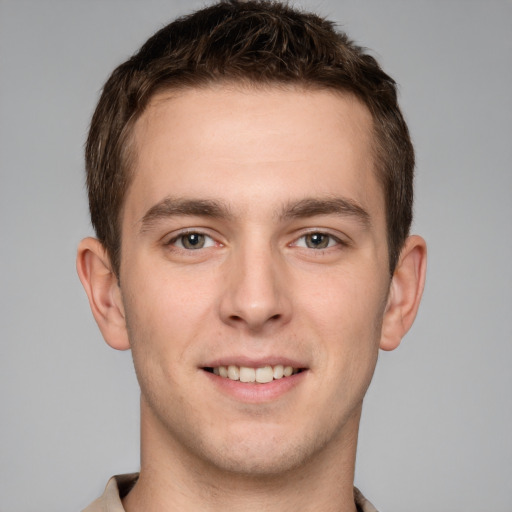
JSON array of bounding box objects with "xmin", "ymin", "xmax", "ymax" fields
[
  {"xmin": 380, "ymin": 235, "xmax": 427, "ymax": 351},
  {"xmin": 76, "ymin": 237, "xmax": 130, "ymax": 351}
]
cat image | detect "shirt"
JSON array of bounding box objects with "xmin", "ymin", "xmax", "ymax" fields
[{"xmin": 82, "ymin": 473, "xmax": 379, "ymax": 511}]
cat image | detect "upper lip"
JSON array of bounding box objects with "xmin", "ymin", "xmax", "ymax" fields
[{"xmin": 202, "ymin": 356, "xmax": 308, "ymax": 369}]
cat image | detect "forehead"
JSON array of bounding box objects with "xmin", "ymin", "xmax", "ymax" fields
[{"xmin": 125, "ymin": 84, "xmax": 382, "ymax": 223}]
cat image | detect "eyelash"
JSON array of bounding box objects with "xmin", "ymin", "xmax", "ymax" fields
[
  {"xmin": 291, "ymin": 232, "xmax": 346, "ymax": 251},
  {"xmin": 166, "ymin": 231, "xmax": 217, "ymax": 250},
  {"xmin": 166, "ymin": 230, "xmax": 346, "ymax": 252}
]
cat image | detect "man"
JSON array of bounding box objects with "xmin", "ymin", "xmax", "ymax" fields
[{"xmin": 77, "ymin": 1, "xmax": 427, "ymax": 510}]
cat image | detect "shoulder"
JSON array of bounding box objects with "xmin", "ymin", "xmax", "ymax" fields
[
  {"xmin": 354, "ymin": 487, "xmax": 380, "ymax": 512},
  {"xmin": 82, "ymin": 474, "xmax": 139, "ymax": 512}
]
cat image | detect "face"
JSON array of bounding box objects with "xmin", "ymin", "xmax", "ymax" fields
[{"xmin": 118, "ymin": 85, "xmax": 391, "ymax": 475}]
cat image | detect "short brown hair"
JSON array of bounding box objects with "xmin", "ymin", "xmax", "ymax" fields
[{"xmin": 86, "ymin": 0, "xmax": 414, "ymax": 276}]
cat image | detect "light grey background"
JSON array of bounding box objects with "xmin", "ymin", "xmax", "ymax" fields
[{"xmin": 1, "ymin": 1, "xmax": 511, "ymax": 511}]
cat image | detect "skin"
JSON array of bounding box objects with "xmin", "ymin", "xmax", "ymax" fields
[{"xmin": 77, "ymin": 85, "xmax": 426, "ymax": 511}]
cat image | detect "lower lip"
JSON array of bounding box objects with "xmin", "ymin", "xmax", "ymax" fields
[{"xmin": 203, "ymin": 370, "xmax": 307, "ymax": 403}]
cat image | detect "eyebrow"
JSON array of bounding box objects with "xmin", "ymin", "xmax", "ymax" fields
[
  {"xmin": 139, "ymin": 197, "xmax": 233, "ymax": 232},
  {"xmin": 139, "ymin": 195, "xmax": 371, "ymax": 233},
  {"xmin": 280, "ymin": 197, "xmax": 371, "ymax": 227}
]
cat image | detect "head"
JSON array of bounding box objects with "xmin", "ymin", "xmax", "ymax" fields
[
  {"xmin": 86, "ymin": 0, "xmax": 414, "ymax": 278},
  {"xmin": 78, "ymin": 0, "xmax": 426, "ymax": 485}
]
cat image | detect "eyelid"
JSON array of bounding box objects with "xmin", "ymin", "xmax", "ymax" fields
[
  {"xmin": 165, "ymin": 228, "xmax": 220, "ymax": 248},
  {"xmin": 290, "ymin": 229, "xmax": 349, "ymax": 249},
  {"xmin": 162, "ymin": 227, "xmax": 349, "ymax": 250}
]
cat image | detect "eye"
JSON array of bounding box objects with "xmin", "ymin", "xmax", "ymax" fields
[
  {"xmin": 170, "ymin": 232, "xmax": 216, "ymax": 250},
  {"xmin": 294, "ymin": 232, "xmax": 340, "ymax": 249}
]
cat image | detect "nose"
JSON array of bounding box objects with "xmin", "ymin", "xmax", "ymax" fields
[{"xmin": 219, "ymin": 242, "xmax": 292, "ymax": 332}]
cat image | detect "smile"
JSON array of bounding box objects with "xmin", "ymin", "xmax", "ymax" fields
[{"xmin": 205, "ymin": 364, "xmax": 302, "ymax": 383}]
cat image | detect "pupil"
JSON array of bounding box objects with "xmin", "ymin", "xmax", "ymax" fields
[
  {"xmin": 307, "ymin": 233, "xmax": 328, "ymax": 249},
  {"xmin": 183, "ymin": 233, "xmax": 204, "ymax": 249}
]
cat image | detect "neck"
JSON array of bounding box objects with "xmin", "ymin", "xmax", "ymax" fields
[{"xmin": 123, "ymin": 400, "xmax": 361, "ymax": 512}]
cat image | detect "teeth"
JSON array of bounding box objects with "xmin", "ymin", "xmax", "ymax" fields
[
  {"xmin": 239, "ymin": 367, "xmax": 255, "ymax": 383},
  {"xmin": 273, "ymin": 364, "xmax": 284, "ymax": 379},
  {"xmin": 255, "ymin": 366, "xmax": 274, "ymax": 383},
  {"xmin": 283, "ymin": 366, "xmax": 293, "ymax": 377},
  {"xmin": 227, "ymin": 365, "xmax": 239, "ymax": 380},
  {"xmin": 211, "ymin": 364, "xmax": 301, "ymax": 383}
]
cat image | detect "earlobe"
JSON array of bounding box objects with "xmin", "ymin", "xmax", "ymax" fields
[
  {"xmin": 380, "ymin": 235, "xmax": 427, "ymax": 351},
  {"xmin": 76, "ymin": 237, "xmax": 131, "ymax": 351}
]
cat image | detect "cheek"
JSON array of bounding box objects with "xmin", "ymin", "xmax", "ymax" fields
[
  {"xmin": 120, "ymin": 235, "xmax": 233, "ymax": 375},
  {"xmin": 121, "ymin": 263, "xmax": 219, "ymax": 365},
  {"xmin": 299, "ymin": 263, "xmax": 388, "ymax": 331},
  {"xmin": 299, "ymin": 266, "xmax": 388, "ymax": 379}
]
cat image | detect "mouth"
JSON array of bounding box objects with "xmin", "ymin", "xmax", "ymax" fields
[{"xmin": 203, "ymin": 364, "xmax": 305, "ymax": 384}]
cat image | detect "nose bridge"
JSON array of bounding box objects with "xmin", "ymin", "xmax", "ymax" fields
[{"xmin": 219, "ymin": 234, "xmax": 290, "ymax": 331}]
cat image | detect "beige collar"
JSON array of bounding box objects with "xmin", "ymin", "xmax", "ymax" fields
[{"xmin": 83, "ymin": 473, "xmax": 379, "ymax": 512}]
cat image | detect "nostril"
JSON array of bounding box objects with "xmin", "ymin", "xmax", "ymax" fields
[{"xmin": 228, "ymin": 312, "xmax": 281, "ymax": 327}]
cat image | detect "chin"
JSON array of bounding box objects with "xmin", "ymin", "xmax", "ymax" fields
[
  {"xmin": 207, "ymin": 442, "xmax": 309, "ymax": 477},
  {"xmin": 193, "ymin": 424, "xmax": 332, "ymax": 478}
]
